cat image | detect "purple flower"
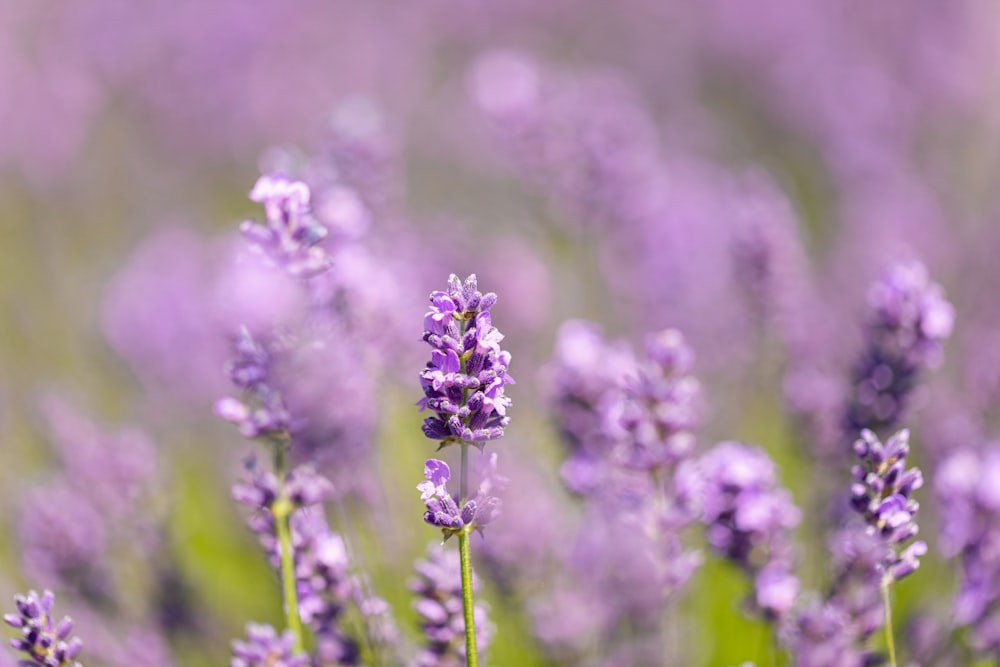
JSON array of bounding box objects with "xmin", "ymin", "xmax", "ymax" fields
[
  {"xmin": 417, "ymin": 455, "xmax": 505, "ymax": 537},
  {"xmin": 700, "ymin": 441, "xmax": 801, "ymax": 619},
  {"xmin": 231, "ymin": 623, "xmax": 308, "ymax": 667},
  {"xmin": 541, "ymin": 320, "xmax": 637, "ymax": 494},
  {"xmin": 613, "ymin": 328, "xmax": 701, "ymax": 471},
  {"xmin": 215, "ymin": 328, "xmax": 292, "ymax": 440},
  {"xmin": 419, "ymin": 274, "xmax": 514, "ymax": 448},
  {"xmin": 3, "ymin": 590, "xmax": 83, "ymax": 667},
  {"xmin": 845, "ymin": 261, "xmax": 954, "ymax": 434},
  {"xmin": 410, "ymin": 543, "xmax": 492, "ymax": 667},
  {"xmin": 936, "ymin": 444, "xmax": 1000, "ymax": 655},
  {"xmin": 241, "ymin": 174, "xmax": 332, "ymax": 278},
  {"xmin": 849, "ymin": 429, "xmax": 925, "ymax": 583}
]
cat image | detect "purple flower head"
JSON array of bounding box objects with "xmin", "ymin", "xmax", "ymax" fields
[
  {"xmin": 419, "ymin": 274, "xmax": 513, "ymax": 448},
  {"xmin": 410, "ymin": 543, "xmax": 492, "ymax": 666},
  {"xmin": 700, "ymin": 441, "xmax": 801, "ymax": 619},
  {"xmin": 3, "ymin": 590, "xmax": 83, "ymax": 667},
  {"xmin": 231, "ymin": 623, "xmax": 308, "ymax": 667},
  {"xmin": 417, "ymin": 455, "xmax": 505, "ymax": 538},
  {"xmin": 541, "ymin": 320, "xmax": 638, "ymax": 493},
  {"xmin": 215, "ymin": 328, "xmax": 291, "ymax": 439},
  {"xmin": 240, "ymin": 173, "xmax": 332, "ymax": 278},
  {"xmin": 614, "ymin": 328, "xmax": 701, "ymax": 471},
  {"xmin": 846, "ymin": 261, "xmax": 954, "ymax": 434},
  {"xmin": 849, "ymin": 429, "xmax": 925, "ymax": 583},
  {"xmin": 935, "ymin": 444, "xmax": 1000, "ymax": 653}
]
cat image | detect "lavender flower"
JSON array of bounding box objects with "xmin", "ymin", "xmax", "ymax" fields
[
  {"xmin": 845, "ymin": 262, "xmax": 954, "ymax": 435},
  {"xmin": 613, "ymin": 328, "xmax": 700, "ymax": 472},
  {"xmin": 418, "ymin": 274, "xmax": 514, "ymax": 447},
  {"xmin": 541, "ymin": 319, "xmax": 637, "ymax": 494},
  {"xmin": 215, "ymin": 328, "xmax": 291, "ymax": 440},
  {"xmin": 417, "ymin": 455, "xmax": 505, "ymax": 538},
  {"xmin": 936, "ymin": 444, "xmax": 1000, "ymax": 656},
  {"xmin": 231, "ymin": 457, "xmax": 335, "ymax": 566},
  {"xmin": 231, "ymin": 623, "xmax": 308, "ymax": 667},
  {"xmin": 700, "ymin": 442, "xmax": 802, "ymax": 618},
  {"xmin": 849, "ymin": 429, "xmax": 926, "ymax": 584},
  {"xmin": 289, "ymin": 510, "xmax": 359, "ymax": 665},
  {"xmin": 410, "ymin": 544, "xmax": 492, "ymax": 667},
  {"xmin": 3, "ymin": 590, "xmax": 83, "ymax": 667},
  {"xmin": 241, "ymin": 174, "xmax": 332, "ymax": 278}
]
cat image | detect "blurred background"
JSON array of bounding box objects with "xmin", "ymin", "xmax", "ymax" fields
[{"xmin": 3, "ymin": 1, "xmax": 1000, "ymax": 665}]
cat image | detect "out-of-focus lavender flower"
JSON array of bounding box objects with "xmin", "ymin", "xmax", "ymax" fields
[
  {"xmin": 845, "ymin": 262, "xmax": 954, "ymax": 435},
  {"xmin": 231, "ymin": 623, "xmax": 309, "ymax": 667},
  {"xmin": 242, "ymin": 174, "xmax": 332, "ymax": 278},
  {"xmin": 39, "ymin": 396, "xmax": 158, "ymax": 519},
  {"xmin": 700, "ymin": 441, "xmax": 801, "ymax": 619},
  {"xmin": 850, "ymin": 429, "xmax": 926, "ymax": 584},
  {"xmin": 289, "ymin": 509, "xmax": 360, "ymax": 665},
  {"xmin": 410, "ymin": 544, "xmax": 492, "ymax": 667},
  {"xmin": 541, "ymin": 319, "xmax": 637, "ymax": 494},
  {"xmin": 18, "ymin": 484, "xmax": 111, "ymax": 603},
  {"xmin": 612, "ymin": 329, "xmax": 701, "ymax": 472},
  {"xmin": 784, "ymin": 594, "xmax": 868, "ymax": 667},
  {"xmin": 231, "ymin": 457, "xmax": 335, "ymax": 564},
  {"xmin": 419, "ymin": 274, "xmax": 514, "ymax": 447},
  {"xmin": 215, "ymin": 328, "xmax": 292, "ymax": 440},
  {"xmin": 418, "ymin": 455, "xmax": 505, "ymax": 538},
  {"xmin": 726, "ymin": 171, "xmax": 813, "ymax": 350},
  {"xmin": 3, "ymin": 590, "xmax": 83, "ymax": 667},
  {"xmin": 936, "ymin": 444, "xmax": 1000, "ymax": 656}
]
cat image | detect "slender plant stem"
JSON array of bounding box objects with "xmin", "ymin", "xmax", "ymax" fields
[
  {"xmin": 458, "ymin": 527, "xmax": 479, "ymax": 667},
  {"xmin": 882, "ymin": 579, "xmax": 897, "ymax": 667},
  {"xmin": 273, "ymin": 440, "xmax": 305, "ymax": 653},
  {"xmin": 457, "ymin": 443, "xmax": 479, "ymax": 667}
]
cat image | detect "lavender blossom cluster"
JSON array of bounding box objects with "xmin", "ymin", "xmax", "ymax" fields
[{"xmin": 419, "ymin": 274, "xmax": 514, "ymax": 447}]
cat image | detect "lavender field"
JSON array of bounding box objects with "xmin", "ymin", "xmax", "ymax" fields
[{"xmin": 3, "ymin": 2, "xmax": 1000, "ymax": 666}]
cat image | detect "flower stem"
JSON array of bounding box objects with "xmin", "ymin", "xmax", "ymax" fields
[
  {"xmin": 458, "ymin": 527, "xmax": 479, "ymax": 667},
  {"xmin": 273, "ymin": 440, "xmax": 305, "ymax": 654},
  {"xmin": 882, "ymin": 579, "xmax": 897, "ymax": 667},
  {"xmin": 457, "ymin": 444, "xmax": 478, "ymax": 667}
]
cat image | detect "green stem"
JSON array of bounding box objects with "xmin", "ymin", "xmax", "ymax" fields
[
  {"xmin": 882, "ymin": 579, "xmax": 897, "ymax": 667},
  {"xmin": 272, "ymin": 440, "xmax": 305, "ymax": 654},
  {"xmin": 458, "ymin": 528, "xmax": 479, "ymax": 667}
]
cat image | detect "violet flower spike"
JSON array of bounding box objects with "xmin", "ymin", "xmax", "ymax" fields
[
  {"xmin": 410, "ymin": 544, "xmax": 493, "ymax": 667},
  {"xmin": 845, "ymin": 261, "xmax": 954, "ymax": 435},
  {"xmin": 419, "ymin": 274, "xmax": 514, "ymax": 449},
  {"xmin": 3, "ymin": 590, "xmax": 83, "ymax": 667},
  {"xmin": 231, "ymin": 623, "xmax": 309, "ymax": 667},
  {"xmin": 417, "ymin": 457, "xmax": 504, "ymax": 539},
  {"xmin": 241, "ymin": 173, "xmax": 333, "ymax": 278},
  {"xmin": 849, "ymin": 428, "xmax": 925, "ymax": 585}
]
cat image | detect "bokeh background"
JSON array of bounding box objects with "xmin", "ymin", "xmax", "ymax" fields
[{"xmin": 3, "ymin": 2, "xmax": 1000, "ymax": 666}]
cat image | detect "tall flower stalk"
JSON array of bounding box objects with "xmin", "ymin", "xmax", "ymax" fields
[
  {"xmin": 417, "ymin": 274, "xmax": 513, "ymax": 667},
  {"xmin": 849, "ymin": 429, "xmax": 925, "ymax": 667}
]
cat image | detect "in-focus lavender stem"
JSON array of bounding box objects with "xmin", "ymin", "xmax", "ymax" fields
[{"xmin": 458, "ymin": 527, "xmax": 479, "ymax": 667}]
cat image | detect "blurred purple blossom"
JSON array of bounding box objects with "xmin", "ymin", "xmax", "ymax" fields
[
  {"xmin": 410, "ymin": 543, "xmax": 492, "ymax": 667},
  {"xmin": 231, "ymin": 623, "xmax": 309, "ymax": 667},
  {"xmin": 699, "ymin": 441, "xmax": 801, "ymax": 619},
  {"xmin": 845, "ymin": 263, "xmax": 954, "ymax": 436},
  {"xmin": 936, "ymin": 444, "xmax": 1000, "ymax": 656}
]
